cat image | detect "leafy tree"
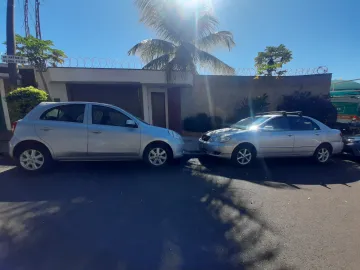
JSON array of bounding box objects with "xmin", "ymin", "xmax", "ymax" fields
[
  {"xmin": 277, "ymin": 91, "xmax": 337, "ymax": 125},
  {"xmin": 5, "ymin": 35, "xmax": 67, "ymax": 94},
  {"xmin": 255, "ymin": 44, "xmax": 292, "ymax": 76},
  {"xmin": 228, "ymin": 94, "xmax": 270, "ymax": 123},
  {"xmin": 129, "ymin": 0, "xmax": 235, "ymax": 80},
  {"xmin": 6, "ymin": 86, "xmax": 50, "ymax": 122}
]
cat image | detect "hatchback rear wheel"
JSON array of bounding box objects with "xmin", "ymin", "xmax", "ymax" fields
[{"xmin": 16, "ymin": 144, "xmax": 53, "ymax": 172}]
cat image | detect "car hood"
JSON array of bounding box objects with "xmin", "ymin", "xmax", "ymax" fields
[
  {"xmin": 206, "ymin": 128, "xmax": 249, "ymax": 137},
  {"xmin": 346, "ymin": 135, "xmax": 360, "ymax": 142}
]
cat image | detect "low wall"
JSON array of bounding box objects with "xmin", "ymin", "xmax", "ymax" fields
[{"xmin": 181, "ymin": 74, "xmax": 332, "ymax": 124}]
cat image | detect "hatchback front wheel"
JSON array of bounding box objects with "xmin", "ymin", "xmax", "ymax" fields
[{"xmin": 144, "ymin": 143, "xmax": 171, "ymax": 167}]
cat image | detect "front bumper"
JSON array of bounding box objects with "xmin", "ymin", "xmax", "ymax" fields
[
  {"xmin": 198, "ymin": 139, "xmax": 234, "ymax": 159},
  {"xmin": 343, "ymin": 142, "xmax": 360, "ymax": 156},
  {"xmin": 170, "ymin": 140, "xmax": 184, "ymax": 159}
]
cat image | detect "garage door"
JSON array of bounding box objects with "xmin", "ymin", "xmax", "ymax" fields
[{"xmin": 66, "ymin": 83, "xmax": 143, "ymax": 119}]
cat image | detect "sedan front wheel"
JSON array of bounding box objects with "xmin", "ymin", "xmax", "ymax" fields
[{"xmin": 231, "ymin": 144, "xmax": 255, "ymax": 167}]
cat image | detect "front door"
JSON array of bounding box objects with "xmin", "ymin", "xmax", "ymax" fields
[
  {"xmin": 257, "ymin": 116, "xmax": 295, "ymax": 157},
  {"xmin": 149, "ymin": 89, "xmax": 168, "ymax": 128},
  {"xmin": 34, "ymin": 104, "xmax": 88, "ymax": 158},
  {"xmin": 87, "ymin": 104, "xmax": 141, "ymax": 158}
]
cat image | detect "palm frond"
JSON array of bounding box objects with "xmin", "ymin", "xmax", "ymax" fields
[
  {"xmin": 128, "ymin": 39, "xmax": 176, "ymax": 63},
  {"xmin": 142, "ymin": 54, "xmax": 173, "ymax": 70},
  {"xmin": 196, "ymin": 49, "xmax": 235, "ymax": 75},
  {"xmin": 196, "ymin": 13, "xmax": 219, "ymax": 39},
  {"xmin": 197, "ymin": 31, "xmax": 235, "ymax": 51}
]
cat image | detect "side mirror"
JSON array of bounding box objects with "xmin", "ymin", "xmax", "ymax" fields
[
  {"xmin": 126, "ymin": 119, "xmax": 137, "ymax": 128},
  {"xmin": 263, "ymin": 125, "xmax": 274, "ymax": 131}
]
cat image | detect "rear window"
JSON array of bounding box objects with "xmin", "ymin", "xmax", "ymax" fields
[{"xmin": 40, "ymin": 104, "xmax": 85, "ymax": 123}]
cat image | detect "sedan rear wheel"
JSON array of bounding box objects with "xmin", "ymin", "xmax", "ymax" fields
[{"xmin": 314, "ymin": 145, "xmax": 331, "ymax": 164}]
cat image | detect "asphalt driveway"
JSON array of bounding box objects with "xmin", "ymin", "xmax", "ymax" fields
[{"xmin": 0, "ymin": 155, "xmax": 359, "ymax": 270}]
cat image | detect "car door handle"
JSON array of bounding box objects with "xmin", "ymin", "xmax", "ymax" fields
[
  {"xmin": 315, "ymin": 133, "xmax": 320, "ymax": 136},
  {"xmin": 40, "ymin": 127, "xmax": 52, "ymax": 131},
  {"xmin": 288, "ymin": 134, "xmax": 293, "ymax": 137},
  {"xmin": 91, "ymin": 131, "xmax": 102, "ymax": 134}
]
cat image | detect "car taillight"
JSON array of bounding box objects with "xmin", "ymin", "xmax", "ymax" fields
[{"xmin": 11, "ymin": 121, "xmax": 18, "ymax": 133}]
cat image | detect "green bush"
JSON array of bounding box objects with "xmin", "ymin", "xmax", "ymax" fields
[
  {"xmin": 183, "ymin": 113, "xmax": 223, "ymax": 132},
  {"xmin": 277, "ymin": 91, "xmax": 337, "ymax": 125},
  {"xmin": 227, "ymin": 94, "xmax": 270, "ymax": 123},
  {"xmin": 6, "ymin": 86, "xmax": 49, "ymax": 122}
]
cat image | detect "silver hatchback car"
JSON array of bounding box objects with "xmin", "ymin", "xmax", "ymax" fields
[
  {"xmin": 9, "ymin": 102, "xmax": 184, "ymax": 172},
  {"xmin": 199, "ymin": 111, "xmax": 343, "ymax": 166}
]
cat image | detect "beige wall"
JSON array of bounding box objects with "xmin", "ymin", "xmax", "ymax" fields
[{"xmin": 181, "ymin": 74, "xmax": 332, "ymax": 121}]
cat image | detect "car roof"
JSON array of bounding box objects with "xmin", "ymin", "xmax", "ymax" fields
[{"xmin": 39, "ymin": 101, "xmax": 113, "ymax": 107}]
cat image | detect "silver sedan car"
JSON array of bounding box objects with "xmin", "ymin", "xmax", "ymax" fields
[
  {"xmin": 199, "ymin": 112, "xmax": 343, "ymax": 166},
  {"xmin": 9, "ymin": 102, "xmax": 184, "ymax": 172}
]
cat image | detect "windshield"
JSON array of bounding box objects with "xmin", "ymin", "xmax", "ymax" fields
[{"xmin": 231, "ymin": 116, "xmax": 271, "ymax": 130}]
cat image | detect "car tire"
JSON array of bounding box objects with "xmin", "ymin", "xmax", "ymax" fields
[
  {"xmin": 231, "ymin": 144, "xmax": 256, "ymax": 167},
  {"xmin": 143, "ymin": 143, "xmax": 171, "ymax": 168},
  {"xmin": 314, "ymin": 144, "xmax": 332, "ymax": 164},
  {"xmin": 15, "ymin": 144, "xmax": 53, "ymax": 173}
]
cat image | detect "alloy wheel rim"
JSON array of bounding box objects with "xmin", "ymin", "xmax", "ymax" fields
[
  {"xmin": 19, "ymin": 149, "xmax": 44, "ymax": 170},
  {"xmin": 237, "ymin": 149, "xmax": 252, "ymax": 165},
  {"xmin": 317, "ymin": 148, "xmax": 329, "ymax": 163},
  {"xmin": 148, "ymin": 148, "xmax": 167, "ymax": 166}
]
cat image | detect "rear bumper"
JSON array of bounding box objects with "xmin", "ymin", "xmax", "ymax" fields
[
  {"xmin": 8, "ymin": 136, "xmax": 19, "ymax": 158},
  {"xmin": 331, "ymin": 141, "xmax": 344, "ymax": 155},
  {"xmin": 199, "ymin": 139, "xmax": 234, "ymax": 159}
]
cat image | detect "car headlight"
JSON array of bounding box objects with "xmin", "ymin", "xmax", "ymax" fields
[
  {"xmin": 168, "ymin": 130, "xmax": 182, "ymax": 140},
  {"xmin": 210, "ymin": 135, "xmax": 231, "ymax": 143}
]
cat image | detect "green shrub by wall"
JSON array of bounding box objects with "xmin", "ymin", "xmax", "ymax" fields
[{"xmin": 6, "ymin": 86, "xmax": 50, "ymax": 122}]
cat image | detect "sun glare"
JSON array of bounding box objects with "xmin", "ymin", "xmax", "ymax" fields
[{"xmin": 176, "ymin": 0, "xmax": 211, "ymax": 9}]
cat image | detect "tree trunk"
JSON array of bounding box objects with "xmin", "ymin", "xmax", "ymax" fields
[
  {"xmin": 39, "ymin": 70, "xmax": 50, "ymax": 96},
  {"xmin": 6, "ymin": 0, "xmax": 18, "ymax": 88}
]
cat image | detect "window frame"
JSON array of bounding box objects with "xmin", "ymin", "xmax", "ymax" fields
[
  {"xmin": 260, "ymin": 116, "xmax": 291, "ymax": 131},
  {"xmin": 39, "ymin": 104, "xmax": 86, "ymax": 124},
  {"xmin": 288, "ymin": 116, "xmax": 321, "ymax": 131},
  {"xmin": 90, "ymin": 104, "xmax": 136, "ymax": 128}
]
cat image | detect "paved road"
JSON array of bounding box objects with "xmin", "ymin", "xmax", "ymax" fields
[{"xmin": 0, "ymin": 156, "xmax": 359, "ymax": 270}]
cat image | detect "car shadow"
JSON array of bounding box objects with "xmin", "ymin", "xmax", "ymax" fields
[
  {"xmin": 0, "ymin": 160, "xmax": 292, "ymax": 270},
  {"xmin": 194, "ymin": 155, "xmax": 360, "ymax": 189}
]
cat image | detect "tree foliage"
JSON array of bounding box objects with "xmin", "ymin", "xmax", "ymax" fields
[
  {"xmin": 228, "ymin": 94, "xmax": 270, "ymax": 123},
  {"xmin": 12, "ymin": 35, "xmax": 66, "ymax": 71},
  {"xmin": 277, "ymin": 91, "xmax": 337, "ymax": 125},
  {"xmin": 255, "ymin": 44, "xmax": 292, "ymax": 76},
  {"xmin": 129, "ymin": 0, "xmax": 235, "ymax": 79},
  {"xmin": 6, "ymin": 86, "xmax": 50, "ymax": 122}
]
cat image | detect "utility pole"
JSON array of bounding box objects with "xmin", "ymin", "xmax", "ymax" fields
[
  {"xmin": 24, "ymin": 0, "xmax": 30, "ymax": 37},
  {"xmin": 35, "ymin": 0, "xmax": 42, "ymax": 39},
  {"xmin": 6, "ymin": 0, "xmax": 18, "ymax": 88}
]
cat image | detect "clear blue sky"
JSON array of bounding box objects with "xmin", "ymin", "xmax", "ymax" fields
[{"xmin": 1, "ymin": 0, "xmax": 359, "ymax": 80}]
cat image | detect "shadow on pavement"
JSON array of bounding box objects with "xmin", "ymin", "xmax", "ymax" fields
[
  {"xmin": 195, "ymin": 155, "xmax": 360, "ymax": 189},
  {"xmin": 0, "ymin": 160, "xmax": 291, "ymax": 270}
]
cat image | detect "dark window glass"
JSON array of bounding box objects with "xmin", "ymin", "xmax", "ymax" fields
[
  {"xmin": 289, "ymin": 117, "xmax": 320, "ymax": 131},
  {"xmin": 263, "ymin": 117, "xmax": 290, "ymax": 131},
  {"xmin": 92, "ymin": 105, "xmax": 130, "ymax": 127},
  {"xmin": 40, "ymin": 105, "xmax": 85, "ymax": 123}
]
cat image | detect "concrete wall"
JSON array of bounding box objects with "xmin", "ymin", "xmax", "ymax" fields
[
  {"xmin": 181, "ymin": 74, "xmax": 332, "ymax": 122},
  {"xmin": 45, "ymin": 68, "xmax": 193, "ymax": 86}
]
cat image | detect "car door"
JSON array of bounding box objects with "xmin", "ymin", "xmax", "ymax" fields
[
  {"xmin": 288, "ymin": 116, "xmax": 322, "ymax": 156},
  {"xmin": 87, "ymin": 104, "xmax": 141, "ymax": 158},
  {"xmin": 34, "ymin": 104, "xmax": 88, "ymax": 158},
  {"xmin": 257, "ymin": 116, "xmax": 295, "ymax": 157}
]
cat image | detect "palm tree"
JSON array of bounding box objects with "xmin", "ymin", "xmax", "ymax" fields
[{"xmin": 129, "ymin": 0, "xmax": 235, "ymax": 80}]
